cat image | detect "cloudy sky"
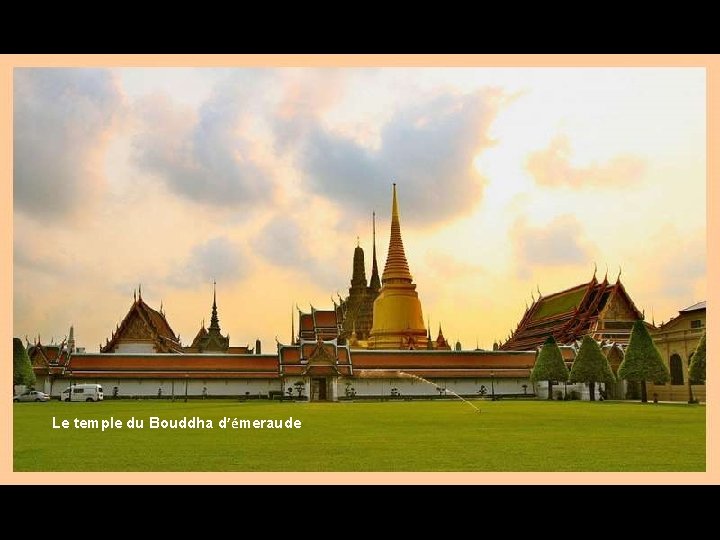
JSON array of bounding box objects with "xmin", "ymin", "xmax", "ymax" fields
[{"xmin": 13, "ymin": 67, "xmax": 706, "ymax": 351}]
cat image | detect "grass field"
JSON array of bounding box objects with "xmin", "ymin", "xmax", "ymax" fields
[{"xmin": 13, "ymin": 399, "xmax": 705, "ymax": 472}]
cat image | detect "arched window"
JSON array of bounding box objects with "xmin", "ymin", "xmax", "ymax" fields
[{"xmin": 670, "ymin": 354, "xmax": 684, "ymax": 386}]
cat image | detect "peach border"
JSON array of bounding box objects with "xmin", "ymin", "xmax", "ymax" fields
[{"xmin": 1, "ymin": 54, "xmax": 716, "ymax": 485}]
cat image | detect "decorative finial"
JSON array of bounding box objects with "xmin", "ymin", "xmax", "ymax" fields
[
  {"xmin": 357, "ymin": 236, "xmax": 360, "ymax": 247},
  {"xmin": 138, "ymin": 283, "xmax": 142, "ymax": 299},
  {"xmin": 133, "ymin": 289, "xmax": 136, "ymax": 302},
  {"xmin": 604, "ymin": 263, "xmax": 608, "ymax": 282},
  {"xmin": 531, "ymin": 291, "xmax": 535, "ymax": 302},
  {"xmin": 617, "ymin": 265, "xmax": 622, "ymax": 282},
  {"xmin": 593, "ymin": 261, "xmax": 597, "ymax": 279},
  {"xmin": 536, "ymin": 284, "xmax": 541, "ymax": 297},
  {"xmin": 370, "ymin": 210, "xmax": 381, "ymax": 291}
]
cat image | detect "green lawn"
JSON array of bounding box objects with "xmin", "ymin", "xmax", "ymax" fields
[{"xmin": 13, "ymin": 399, "xmax": 705, "ymax": 472}]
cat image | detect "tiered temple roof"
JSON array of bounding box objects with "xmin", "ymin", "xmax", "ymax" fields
[
  {"xmin": 27, "ymin": 337, "xmax": 71, "ymax": 375},
  {"xmin": 297, "ymin": 306, "xmax": 343, "ymax": 342},
  {"xmin": 500, "ymin": 272, "xmax": 645, "ymax": 351},
  {"xmin": 278, "ymin": 337, "xmax": 353, "ymax": 378},
  {"xmin": 186, "ymin": 283, "xmax": 231, "ymax": 353},
  {"xmin": 101, "ymin": 288, "xmax": 183, "ymax": 353}
]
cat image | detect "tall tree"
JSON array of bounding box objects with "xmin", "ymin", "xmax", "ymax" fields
[
  {"xmin": 13, "ymin": 337, "xmax": 36, "ymax": 388},
  {"xmin": 618, "ymin": 320, "xmax": 669, "ymax": 402},
  {"xmin": 569, "ymin": 335, "xmax": 616, "ymax": 401},
  {"xmin": 530, "ymin": 335, "xmax": 569, "ymax": 400},
  {"xmin": 688, "ymin": 332, "xmax": 706, "ymax": 386}
]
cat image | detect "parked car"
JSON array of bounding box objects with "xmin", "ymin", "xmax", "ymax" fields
[{"xmin": 14, "ymin": 390, "xmax": 51, "ymax": 402}]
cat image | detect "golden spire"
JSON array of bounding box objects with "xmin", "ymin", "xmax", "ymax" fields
[{"xmin": 381, "ymin": 183, "xmax": 412, "ymax": 284}]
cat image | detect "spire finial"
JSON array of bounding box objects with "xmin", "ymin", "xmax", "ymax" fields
[
  {"xmin": 133, "ymin": 289, "xmax": 136, "ymax": 302},
  {"xmin": 138, "ymin": 283, "xmax": 142, "ymax": 299},
  {"xmin": 537, "ymin": 284, "xmax": 541, "ymax": 297},
  {"xmin": 593, "ymin": 261, "xmax": 597, "ymax": 280},
  {"xmin": 357, "ymin": 236, "xmax": 360, "ymax": 248},
  {"xmin": 209, "ymin": 281, "xmax": 220, "ymax": 332},
  {"xmin": 617, "ymin": 265, "xmax": 622, "ymax": 282},
  {"xmin": 370, "ymin": 211, "xmax": 381, "ymax": 290},
  {"xmin": 382, "ymin": 183, "xmax": 413, "ymax": 283},
  {"xmin": 291, "ymin": 303, "xmax": 295, "ymax": 345},
  {"xmin": 604, "ymin": 263, "xmax": 608, "ymax": 282}
]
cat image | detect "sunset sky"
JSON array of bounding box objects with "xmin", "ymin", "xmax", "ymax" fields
[{"xmin": 13, "ymin": 67, "xmax": 706, "ymax": 352}]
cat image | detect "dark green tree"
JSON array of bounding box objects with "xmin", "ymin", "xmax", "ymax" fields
[
  {"xmin": 13, "ymin": 337, "xmax": 36, "ymax": 388},
  {"xmin": 530, "ymin": 335, "xmax": 569, "ymax": 400},
  {"xmin": 618, "ymin": 320, "xmax": 669, "ymax": 403},
  {"xmin": 569, "ymin": 335, "xmax": 615, "ymax": 401},
  {"xmin": 688, "ymin": 332, "xmax": 706, "ymax": 385}
]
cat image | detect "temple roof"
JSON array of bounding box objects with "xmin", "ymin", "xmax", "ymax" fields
[
  {"xmin": 101, "ymin": 290, "xmax": 183, "ymax": 353},
  {"xmin": 28, "ymin": 341, "xmax": 70, "ymax": 368},
  {"xmin": 530, "ymin": 284, "xmax": 588, "ymax": 321},
  {"xmin": 500, "ymin": 274, "xmax": 644, "ymax": 351},
  {"xmin": 66, "ymin": 353, "xmax": 279, "ymax": 379}
]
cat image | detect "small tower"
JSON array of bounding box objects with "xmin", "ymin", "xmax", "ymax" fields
[
  {"xmin": 436, "ymin": 323, "xmax": 449, "ymax": 350},
  {"xmin": 350, "ymin": 240, "xmax": 368, "ymax": 291},
  {"xmin": 68, "ymin": 325, "xmax": 75, "ymax": 354},
  {"xmin": 191, "ymin": 281, "xmax": 230, "ymax": 352}
]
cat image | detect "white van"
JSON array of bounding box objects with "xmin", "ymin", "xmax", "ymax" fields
[{"xmin": 61, "ymin": 384, "xmax": 104, "ymax": 402}]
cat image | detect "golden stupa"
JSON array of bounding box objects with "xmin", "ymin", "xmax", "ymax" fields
[{"xmin": 369, "ymin": 184, "xmax": 428, "ymax": 349}]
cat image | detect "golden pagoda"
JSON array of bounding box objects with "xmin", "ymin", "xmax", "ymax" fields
[{"xmin": 369, "ymin": 184, "xmax": 428, "ymax": 349}]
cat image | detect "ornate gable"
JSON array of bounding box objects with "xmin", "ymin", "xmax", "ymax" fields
[
  {"xmin": 101, "ymin": 291, "xmax": 182, "ymax": 353},
  {"xmin": 600, "ymin": 283, "xmax": 642, "ymax": 321},
  {"xmin": 302, "ymin": 339, "xmax": 340, "ymax": 375}
]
